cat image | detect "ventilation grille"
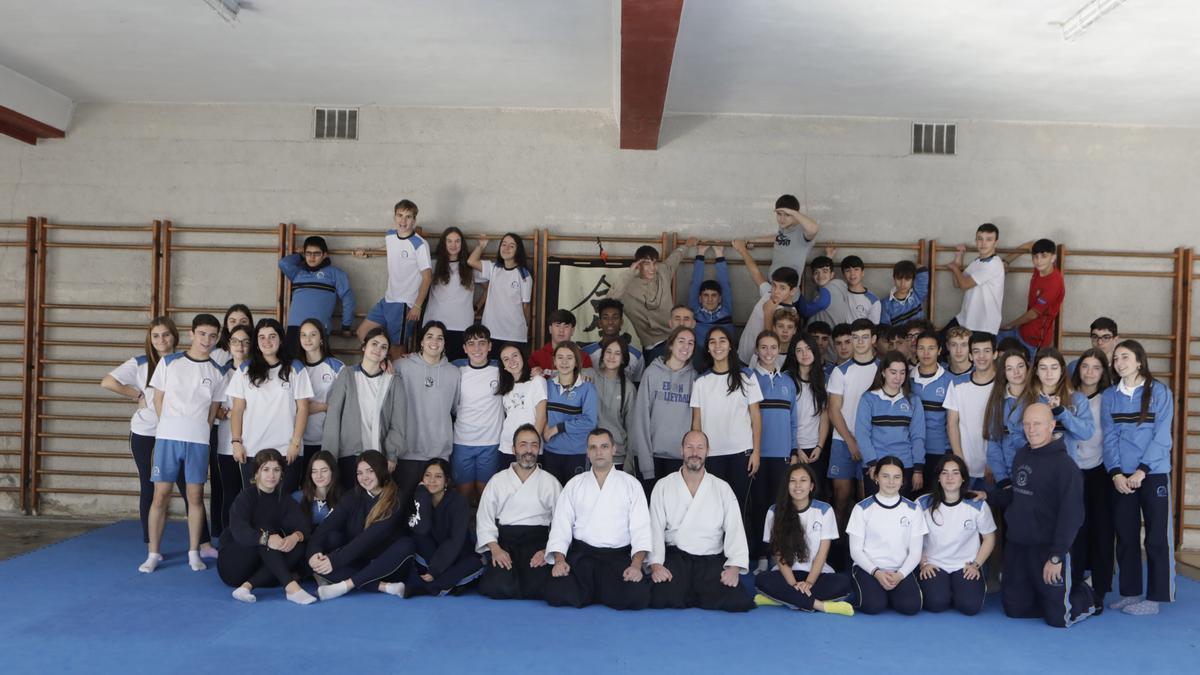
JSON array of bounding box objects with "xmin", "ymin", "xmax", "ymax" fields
[
  {"xmin": 912, "ymin": 123, "xmax": 955, "ymax": 155},
  {"xmin": 314, "ymin": 108, "xmax": 358, "ymax": 140}
]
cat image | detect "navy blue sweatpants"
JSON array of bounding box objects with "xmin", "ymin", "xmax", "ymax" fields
[
  {"xmin": 851, "ymin": 565, "xmax": 922, "ymax": 615},
  {"xmin": 1112, "ymin": 472, "xmax": 1175, "ymax": 603},
  {"xmin": 918, "ymin": 567, "xmax": 986, "ymax": 615},
  {"xmin": 1001, "ymin": 542, "xmax": 1094, "ymax": 628}
]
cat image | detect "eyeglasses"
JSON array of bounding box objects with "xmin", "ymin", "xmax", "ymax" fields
[
  {"xmin": 1090, "ymin": 333, "xmax": 1115, "ymax": 343},
  {"xmin": 230, "ymin": 339, "xmax": 251, "ymax": 347}
]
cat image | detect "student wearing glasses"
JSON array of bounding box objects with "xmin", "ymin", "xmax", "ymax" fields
[
  {"xmin": 279, "ymin": 235, "xmax": 356, "ymax": 357},
  {"xmin": 1068, "ymin": 318, "xmax": 1119, "ymax": 377}
]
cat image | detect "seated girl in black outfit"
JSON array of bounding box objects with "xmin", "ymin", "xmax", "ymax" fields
[
  {"xmin": 218, "ymin": 448, "xmax": 316, "ymax": 605},
  {"xmin": 308, "ymin": 450, "xmax": 415, "ymax": 601},
  {"xmin": 396, "ymin": 458, "xmax": 484, "ymax": 598}
]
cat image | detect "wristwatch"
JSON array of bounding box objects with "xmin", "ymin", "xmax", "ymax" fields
[
  {"xmin": 1048, "ymin": 555, "xmax": 1061, "ymax": 565},
  {"xmin": 258, "ymin": 530, "xmax": 270, "ymax": 546}
]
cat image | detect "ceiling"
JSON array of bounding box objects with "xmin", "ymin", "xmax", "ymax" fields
[{"xmin": 1, "ymin": 0, "xmax": 1197, "ymax": 125}]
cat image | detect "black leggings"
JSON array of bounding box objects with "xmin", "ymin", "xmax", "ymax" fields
[
  {"xmin": 705, "ymin": 452, "xmax": 751, "ymax": 517},
  {"xmin": 325, "ymin": 538, "xmax": 417, "ymax": 589},
  {"xmin": 749, "ymin": 457, "xmax": 791, "ymax": 558},
  {"xmin": 338, "ymin": 455, "xmax": 360, "ymax": 492},
  {"xmin": 215, "ymin": 454, "xmax": 243, "ymax": 536},
  {"xmin": 208, "ymin": 427, "xmax": 224, "ymax": 539},
  {"xmin": 129, "ymin": 432, "xmax": 209, "ymax": 545},
  {"xmin": 542, "ymin": 453, "xmax": 588, "ymax": 486},
  {"xmin": 1072, "ymin": 464, "xmax": 1115, "ymax": 597},
  {"xmin": 755, "ymin": 569, "xmax": 852, "ymax": 611},
  {"xmin": 217, "ymin": 536, "xmax": 306, "ymax": 589},
  {"xmin": 441, "ymin": 330, "xmax": 466, "ymax": 363},
  {"xmin": 405, "ymin": 552, "xmax": 484, "ymax": 597}
]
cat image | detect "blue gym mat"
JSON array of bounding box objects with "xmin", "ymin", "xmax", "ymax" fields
[{"xmin": 1, "ymin": 521, "xmax": 1196, "ymax": 674}]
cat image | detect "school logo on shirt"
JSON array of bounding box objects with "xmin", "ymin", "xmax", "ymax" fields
[
  {"xmin": 935, "ymin": 387, "xmax": 946, "ymax": 397},
  {"xmin": 899, "ymin": 516, "xmax": 912, "ymax": 528},
  {"xmin": 510, "ymin": 280, "xmax": 521, "ymax": 289},
  {"xmin": 899, "ymin": 402, "xmax": 910, "ymax": 412},
  {"xmin": 566, "ymin": 389, "xmax": 577, "ymax": 400},
  {"xmin": 280, "ymin": 380, "xmax": 290, "ymax": 390},
  {"xmin": 425, "ymin": 376, "xmax": 435, "ymax": 388},
  {"xmin": 964, "ymin": 520, "xmax": 976, "ymax": 531},
  {"xmin": 201, "ymin": 377, "xmax": 213, "ymax": 386},
  {"xmin": 1015, "ymin": 464, "xmax": 1032, "ymax": 488},
  {"xmin": 322, "ymin": 373, "xmax": 333, "ymax": 382},
  {"xmin": 401, "ymin": 250, "xmax": 411, "ymax": 258},
  {"xmin": 490, "ymin": 379, "xmax": 499, "ymax": 390},
  {"xmin": 811, "ymin": 521, "xmax": 822, "ymax": 533}
]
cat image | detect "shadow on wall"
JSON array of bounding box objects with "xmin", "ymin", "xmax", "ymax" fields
[
  {"xmin": 656, "ymin": 114, "xmax": 713, "ymax": 149},
  {"xmin": 435, "ymin": 184, "xmax": 465, "ymax": 223}
]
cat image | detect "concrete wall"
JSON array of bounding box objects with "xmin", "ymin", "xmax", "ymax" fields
[{"xmin": 0, "ymin": 103, "xmax": 1196, "ymax": 545}]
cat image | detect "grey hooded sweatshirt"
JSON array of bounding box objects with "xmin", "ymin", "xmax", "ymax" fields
[
  {"xmin": 394, "ymin": 353, "xmax": 460, "ymax": 462},
  {"xmin": 628, "ymin": 356, "xmax": 696, "ymax": 478},
  {"xmin": 587, "ymin": 367, "xmax": 637, "ymax": 463}
]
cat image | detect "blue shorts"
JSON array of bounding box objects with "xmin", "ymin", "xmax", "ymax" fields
[
  {"xmin": 151, "ymin": 439, "xmax": 209, "ymax": 485},
  {"xmin": 367, "ymin": 299, "xmax": 416, "ymax": 344},
  {"xmin": 452, "ymin": 443, "xmax": 500, "ymax": 484},
  {"xmin": 827, "ymin": 439, "xmax": 862, "ymax": 480}
]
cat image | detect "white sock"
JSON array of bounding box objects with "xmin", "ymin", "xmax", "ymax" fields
[
  {"xmin": 138, "ymin": 552, "xmax": 163, "ymax": 574},
  {"xmin": 287, "ymin": 588, "xmax": 318, "ymax": 605},
  {"xmin": 188, "ymin": 550, "xmax": 206, "ymax": 571},
  {"xmin": 317, "ymin": 581, "xmax": 349, "ymax": 601},
  {"xmin": 1122, "ymin": 599, "xmax": 1160, "ymax": 616},
  {"xmin": 232, "ymin": 587, "xmax": 256, "ymax": 603},
  {"xmin": 1109, "ymin": 595, "xmax": 1142, "ymax": 610},
  {"xmin": 382, "ymin": 582, "xmax": 406, "ymax": 597}
]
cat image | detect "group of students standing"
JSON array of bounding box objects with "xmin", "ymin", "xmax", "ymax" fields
[{"xmin": 99, "ymin": 196, "xmax": 1175, "ymax": 622}]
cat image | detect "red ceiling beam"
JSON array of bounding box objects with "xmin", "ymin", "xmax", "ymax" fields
[
  {"xmin": 620, "ymin": 0, "xmax": 685, "ymax": 150},
  {"xmin": 0, "ymin": 104, "xmax": 65, "ymax": 146}
]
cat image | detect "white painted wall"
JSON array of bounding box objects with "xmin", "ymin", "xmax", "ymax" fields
[
  {"xmin": 0, "ymin": 64, "xmax": 73, "ymax": 130},
  {"xmin": 0, "ymin": 103, "xmax": 1196, "ymax": 545}
]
